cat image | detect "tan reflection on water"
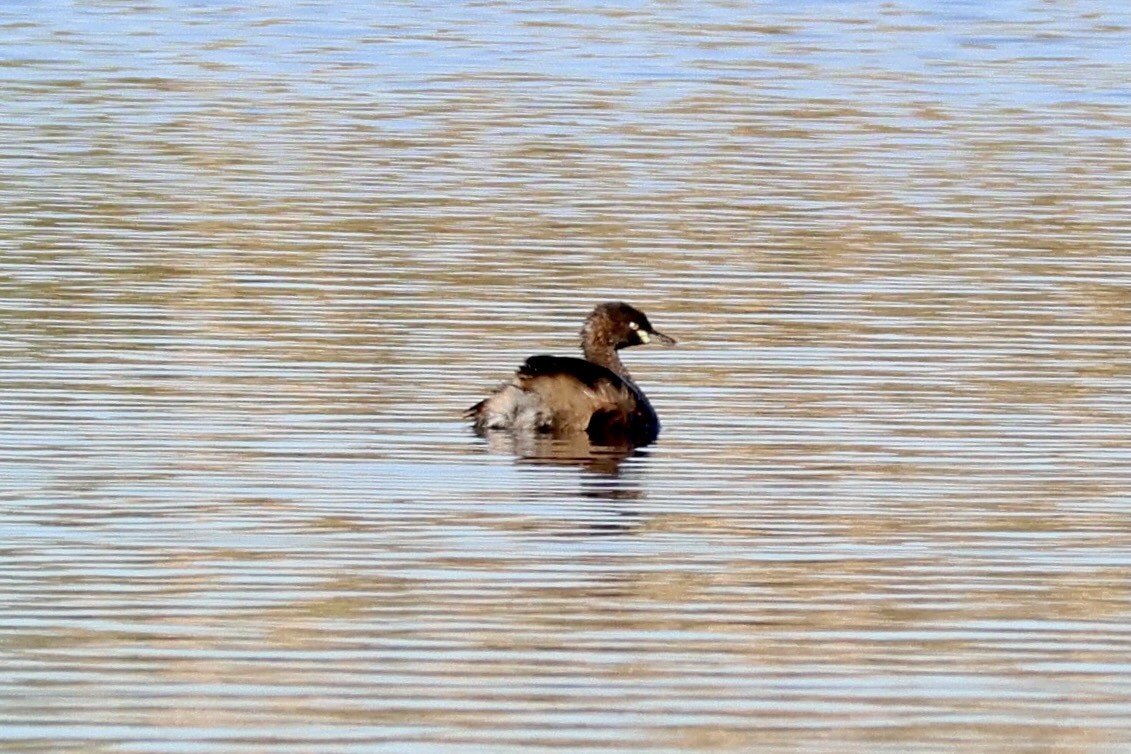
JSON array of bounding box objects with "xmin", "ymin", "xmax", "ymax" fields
[{"xmin": 1, "ymin": 1, "xmax": 1129, "ymax": 752}]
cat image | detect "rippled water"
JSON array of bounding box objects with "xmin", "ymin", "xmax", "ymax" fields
[{"xmin": 2, "ymin": 1, "xmax": 1129, "ymax": 752}]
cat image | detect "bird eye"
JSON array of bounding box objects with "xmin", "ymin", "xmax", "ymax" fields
[{"xmin": 629, "ymin": 321, "xmax": 639, "ymax": 330}]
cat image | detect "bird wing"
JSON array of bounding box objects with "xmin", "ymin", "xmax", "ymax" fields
[{"xmin": 514, "ymin": 356, "xmax": 638, "ymax": 434}]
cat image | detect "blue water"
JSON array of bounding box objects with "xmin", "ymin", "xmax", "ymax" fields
[{"xmin": 2, "ymin": 1, "xmax": 1129, "ymax": 752}]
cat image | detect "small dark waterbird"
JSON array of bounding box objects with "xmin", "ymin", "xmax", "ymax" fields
[{"xmin": 467, "ymin": 302, "xmax": 675, "ymax": 447}]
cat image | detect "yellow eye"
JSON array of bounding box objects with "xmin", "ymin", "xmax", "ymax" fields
[{"xmin": 629, "ymin": 321, "xmax": 639, "ymax": 330}]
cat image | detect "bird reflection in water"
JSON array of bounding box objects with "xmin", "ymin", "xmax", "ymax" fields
[{"xmin": 476, "ymin": 427, "xmax": 644, "ymax": 476}]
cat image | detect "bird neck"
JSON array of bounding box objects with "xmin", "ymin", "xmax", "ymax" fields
[{"xmin": 583, "ymin": 342, "xmax": 632, "ymax": 381}]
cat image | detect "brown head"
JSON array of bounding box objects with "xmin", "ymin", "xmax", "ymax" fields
[{"xmin": 580, "ymin": 302, "xmax": 676, "ymax": 353}]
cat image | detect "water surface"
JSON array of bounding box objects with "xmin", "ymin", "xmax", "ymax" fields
[{"xmin": 2, "ymin": 1, "xmax": 1129, "ymax": 752}]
